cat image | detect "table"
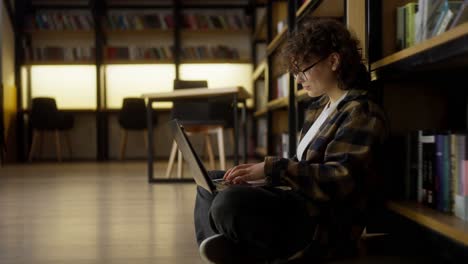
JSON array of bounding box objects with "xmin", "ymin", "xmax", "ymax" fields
[{"xmin": 142, "ymin": 86, "xmax": 251, "ymax": 183}]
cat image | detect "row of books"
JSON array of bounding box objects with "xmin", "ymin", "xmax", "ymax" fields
[
  {"xmin": 179, "ymin": 45, "xmax": 240, "ymax": 60},
  {"xmin": 396, "ymin": 0, "xmax": 468, "ymax": 50},
  {"xmin": 182, "ymin": 14, "xmax": 249, "ymax": 30},
  {"xmin": 106, "ymin": 13, "xmax": 174, "ymax": 30},
  {"xmin": 24, "ymin": 45, "xmax": 242, "ymax": 61},
  {"xmin": 25, "ymin": 46, "xmax": 95, "ymax": 61},
  {"xmin": 106, "ymin": 46, "xmax": 172, "ymax": 60},
  {"xmin": 27, "ymin": 11, "xmax": 250, "ymax": 31},
  {"xmin": 405, "ymin": 130, "xmax": 468, "ymax": 220},
  {"xmin": 27, "ymin": 12, "xmax": 94, "ymax": 31}
]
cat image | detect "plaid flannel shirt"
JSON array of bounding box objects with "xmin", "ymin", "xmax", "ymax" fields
[{"xmin": 264, "ymin": 89, "xmax": 387, "ymax": 257}]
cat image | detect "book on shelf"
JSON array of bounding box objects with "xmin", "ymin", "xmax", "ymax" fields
[
  {"xmin": 396, "ymin": 2, "xmax": 418, "ymax": 50},
  {"xmin": 27, "ymin": 10, "xmax": 94, "ymax": 31},
  {"xmin": 397, "ymin": 1, "xmax": 464, "ymax": 50},
  {"xmin": 106, "ymin": 46, "xmax": 172, "ymax": 60},
  {"xmin": 27, "ymin": 46, "xmax": 95, "ymax": 61},
  {"xmin": 405, "ymin": 130, "xmax": 468, "ymax": 221},
  {"xmin": 429, "ymin": 1, "xmax": 463, "ymax": 37},
  {"xmin": 449, "ymin": 0, "xmax": 468, "ymax": 29},
  {"xmin": 105, "ymin": 11, "xmax": 173, "ymax": 30},
  {"xmin": 182, "ymin": 13, "xmax": 249, "ymax": 30},
  {"xmin": 179, "ymin": 45, "xmax": 240, "ymax": 60}
]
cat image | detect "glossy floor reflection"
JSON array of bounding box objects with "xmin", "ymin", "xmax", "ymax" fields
[{"xmin": 0, "ymin": 162, "xmax": 208, "ymax": 264}]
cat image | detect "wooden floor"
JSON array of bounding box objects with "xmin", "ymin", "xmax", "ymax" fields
[{"xmin": 0, "ymin": 162, "xmax": 212, "ymax": 264}]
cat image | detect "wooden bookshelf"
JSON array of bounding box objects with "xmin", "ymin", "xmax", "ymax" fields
[
  {"xmin": 371, "ymin": 22, "xmax": 468, "ymax": 72},
  {"xmin": 266, "ymin": 97, "xmax": 288, "ymax": 111},
  {"xmin": 254, "ymin": 108, "xmax": 268, "ymax": 117},
  {"xmin": 180, "ymin": 59, "xmax": 251, "ymax": 64},
  {"xmin": 296, "ymin": 0, "xmax": 319, "ymax": 19},
  {"xmin": 104, "ymin": 59, "xmax": 173, "ymax": 64},
  {"xmin": 181, "ymin": 29, "xmax": 250, "ymax": 36},
  {"xmin": 252, "ymin": 60, "xmax": 266, "ymax": 81},
  {"xmin": 296, "ymin": 0, "xmax": 344, "ymax": 19},
  {"xmin": 387, "ymin": 201, "xmax": 468, "ymax": 246},
  {"xmin": 26, "ymin": 29, "xmax": 94, "ymax": 38},
  {"xmin": 104, "ymin": 29, "xmax": 174, "ymax": 36},
  {"xmin": 24, "ymin": 60, "xmax": 95, "ymax": 65},
  {"xmin": 267, "ymin": 26, "xmax": 288, "ymax": 55}
]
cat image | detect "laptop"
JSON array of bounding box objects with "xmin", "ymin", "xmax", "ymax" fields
[{"xmin": 169, "ymin": 119, "xmax": 265, "ymax": 194}]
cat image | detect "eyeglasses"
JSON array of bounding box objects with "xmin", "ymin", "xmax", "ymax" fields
[{"xmin": 293, "ymin": 57, "xmax": 326, "ymax": 80}]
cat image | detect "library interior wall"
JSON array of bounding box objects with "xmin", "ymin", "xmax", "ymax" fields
[
  {"xmin": 2, "ymin": 4, "xmax": 17, "ymax": 160},
  {"xmin": 29, "ymin": 65, "xmax": 97, "ymax": 109},
  {"xmin": 105, "ymin": 64, "xmax": 176, "ymax": 109}
]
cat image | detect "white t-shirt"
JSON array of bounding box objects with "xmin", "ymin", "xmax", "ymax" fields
[{"xmin": 296, "ymin": 92, "xmax": 348, "ymax": 161}]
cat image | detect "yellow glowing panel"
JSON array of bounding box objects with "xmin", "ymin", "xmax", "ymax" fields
[
  {"xmin": 31, "ymin": 65, "xmax": 97, "ymax": 109},
  {"xmin": 180, "ymin": 64, "xmax": 253, "ymax": 107},
  {"xmin": 106, "ymin": 64, "xmax": 176, "ymax": 109},
  {"xmin": 21, "ymin": 66, "xmax": 28, "ymax": 110}
]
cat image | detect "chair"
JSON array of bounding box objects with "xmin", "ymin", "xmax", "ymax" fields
[
  {"xmin": 118, "ymin": 97, "xmax": 158, "ymax": 160},
  {"xmin": 28, "ymin": 97, "xmax": 74, "ymax": 162},
  {"xmin": 166, "ymin": 80, "xmax": 234, "ymax": 178}
]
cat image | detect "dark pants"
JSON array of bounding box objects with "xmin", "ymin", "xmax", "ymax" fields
[{"xmin": 194, "ymin": 171, "xmax": 316, "ymax": 261}]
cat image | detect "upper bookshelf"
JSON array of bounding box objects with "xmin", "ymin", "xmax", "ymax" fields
[
  {"xmin": 387, "ymin": 201, "xmax": 468, "ymax": 246},
  {"xmin": 103, "ymin": 59, "xmax": 173, "ymax": 65},
  {"xmin": 266, "ymin": 96, "xmax": 288, "ymax": 111},
  {"xmin": 25, "ymin": 29, "xmax": 95, "ymax": 40},
  {"xmin": 104, "ymin": 29, "xmax": 173, "ymax": 36},
  {"xmin": 253, "ymin": 97, "xmax": 288, "ymax": 117},
  {"xmin": 23, "ymin": 60, "xmax": 95, "ymax": 66},
  {"xmin": 371, "ymin": 22, "xmax": 468, "ymax": 80},
  {"xmin": 181, "ymin": 29, "xmax": 251, "ymax": 35},
  {"xmin": 267, "ymin": 26, "xmax": 287, "ymax": 55},
  {"xmin": 296, "ymin": 0, "xmax": 345, "ymax": 19}
]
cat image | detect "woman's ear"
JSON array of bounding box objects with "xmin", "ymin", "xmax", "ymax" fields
[{"xmin": 329, "ymin": 52, "xmax": 340, "ymax": 71}]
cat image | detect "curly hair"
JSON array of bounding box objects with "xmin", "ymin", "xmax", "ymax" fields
[{"xmin": 282, "ymin": 17, "xmax": 369, "ymax": 90}]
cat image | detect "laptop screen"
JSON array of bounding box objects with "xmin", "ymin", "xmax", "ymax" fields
[{"xmin": 170, "ymin": 119, "xmax": 216, "ymax": 193}]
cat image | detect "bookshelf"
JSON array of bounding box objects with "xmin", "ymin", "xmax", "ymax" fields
[
  {"xmin": 22, "ymin": 2, "xmax": 252, "ymax": 64},
  {"xmin": 387, "ymin": 201, "xmax": 468, "ymax": 246},
  {"xmin": 266, "ymin": 26, "xmax": 287, "ymax": 55},
  {"xmin": 17, "ymin": 0, "xmax": 253, "ymax": 161},
  {"xmin": 250, "ymin": 0, "xmax": 468, "ymax": 260},
  {"xmin": 367, "ymin": 0, "xmax": 468, "ymax": 261},
  {"xmin": 24, "ymin": 60, "xmax": 95, "ymax": 65},
  {"xmin": 296, "ymin": 0, "xmax": 345, "ymax": 19},
  {"xmin": 371, "ymin": 22, "xmax": 468, "ymax": 76},
  {"xmin": 104, "ymin": 29, "xmax": 174, "ymax": 36}
]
